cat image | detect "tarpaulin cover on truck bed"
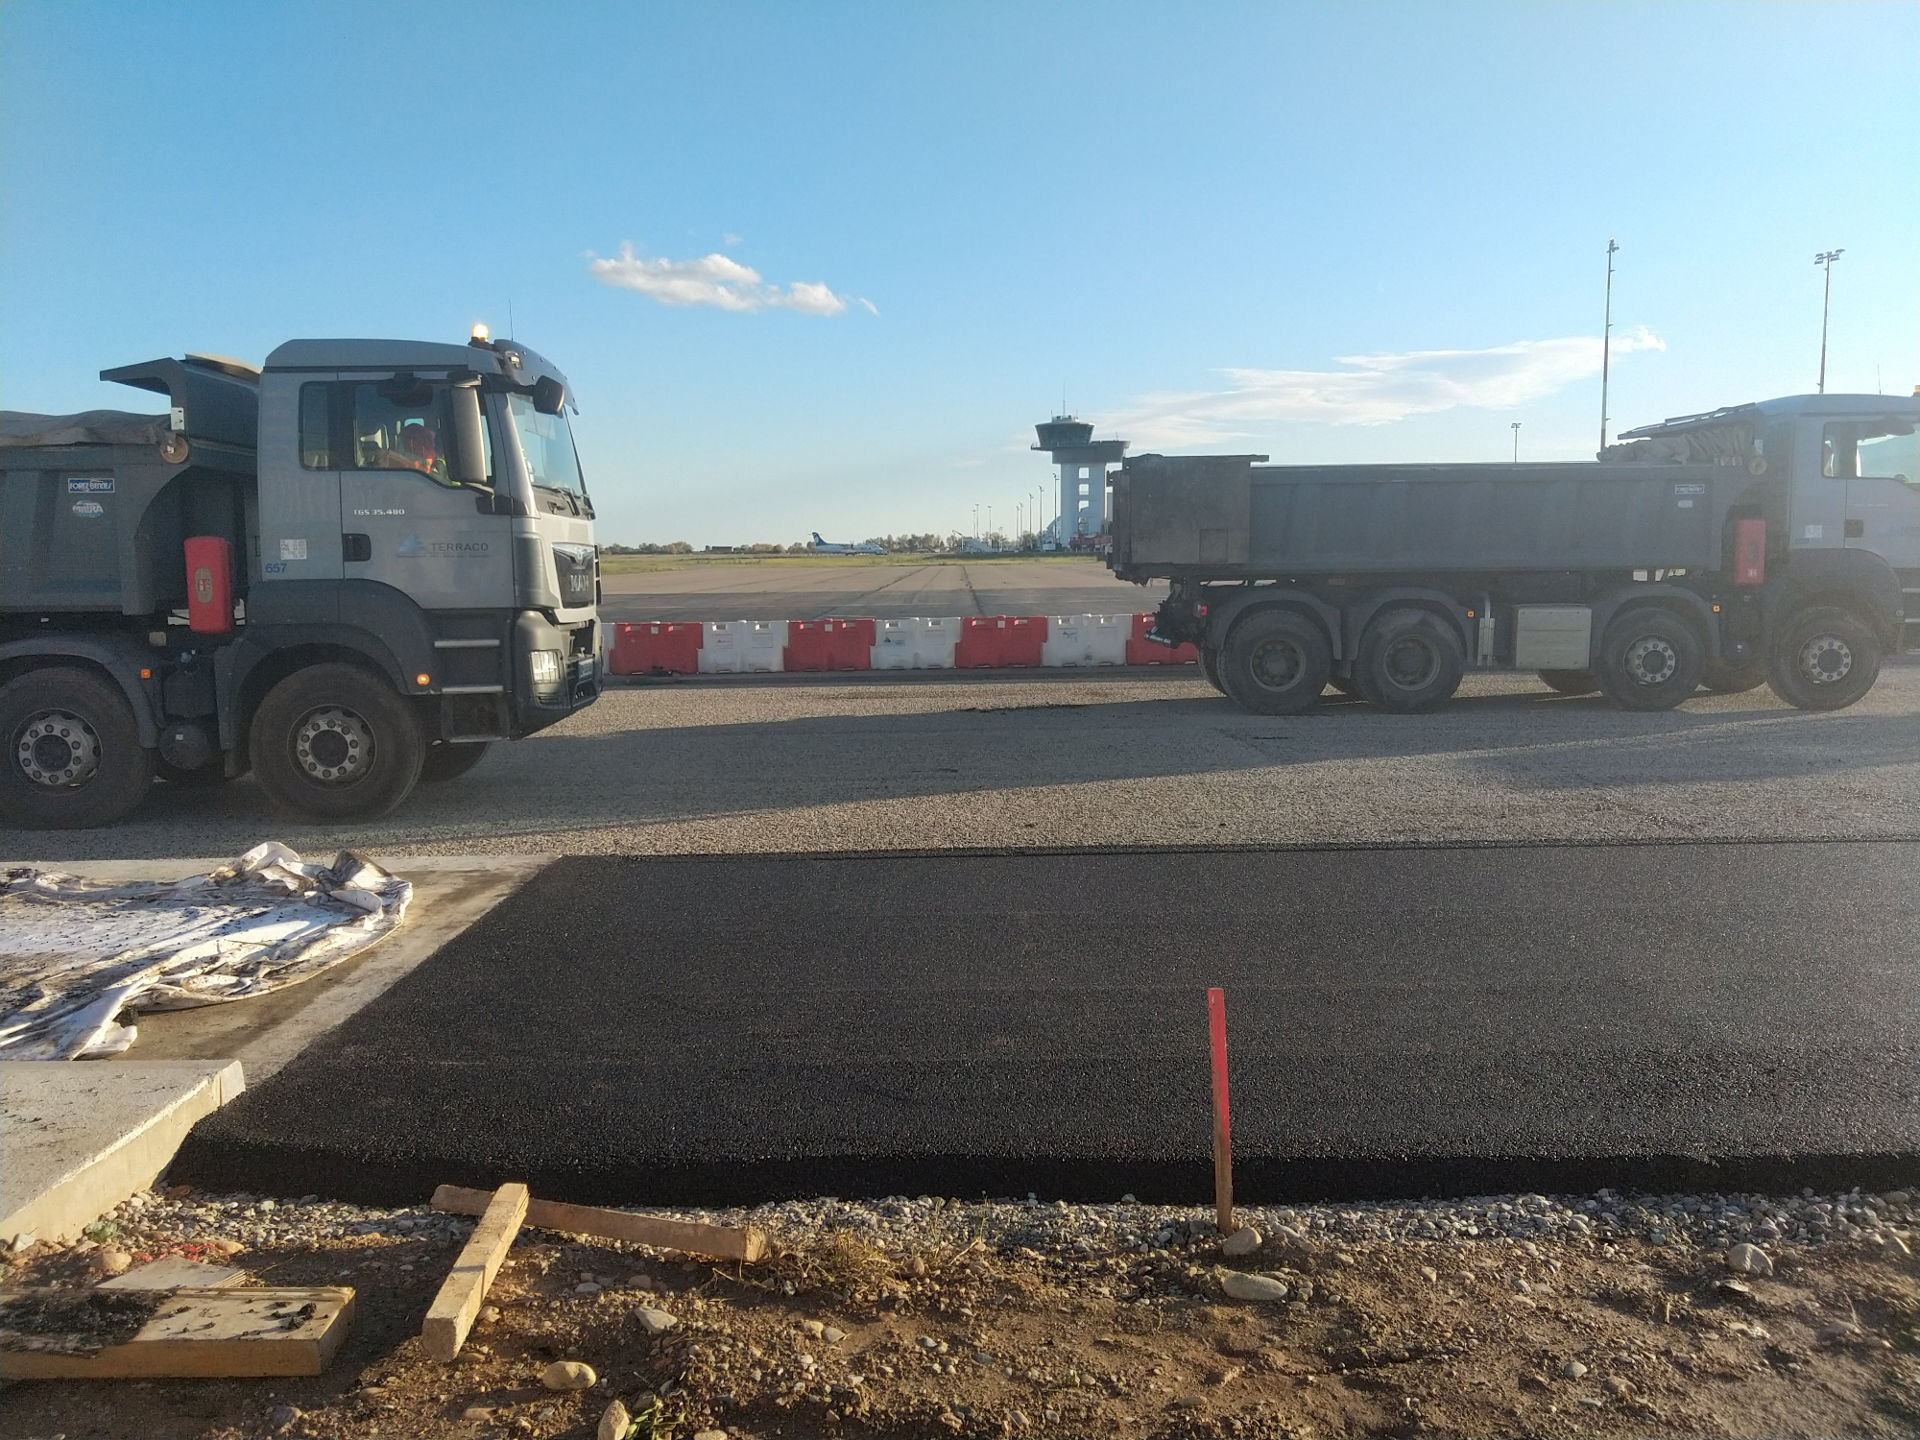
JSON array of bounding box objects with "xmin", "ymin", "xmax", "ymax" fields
[
  {"xmin": 0, "ymin": 410, "xmax": 171, "ymax": 449},
  {"xmin": 0, "ymin": 844, "xmax": 411, "ymax": 1060}
]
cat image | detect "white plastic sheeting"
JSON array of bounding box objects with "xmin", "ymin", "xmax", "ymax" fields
[{"xmin": 0, "ymin": 843, "xmax": 411, "ymax": 1061}]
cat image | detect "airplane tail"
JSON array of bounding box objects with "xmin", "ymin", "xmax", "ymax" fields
[{"xmin": 811, "ymin": 532, "xmax": 825, "ymax": 545}]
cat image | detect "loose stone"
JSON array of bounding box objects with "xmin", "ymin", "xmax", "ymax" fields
[
  {"xmin": 597, "ymin": 1399, "xmax": 630, "ymax": 1440},
  {"xmin": 1726, "ymin": 1242, "xmax": 1775, "ymax": 1277},
  {"xmin": 1221, "ymin": 1225, "xmax": 1262, "ymax": 1258},
  {"xmin": 541, "ymin": 1359, "xmax": 596, "ymax": 1391},
  {"xmin": 634, "ymin": 1306, "xmax": 678, "ymax": 1334},
  {"xmin": 1219, "ymin": 1271, "xmax": 1288, "ymax": 1302}
]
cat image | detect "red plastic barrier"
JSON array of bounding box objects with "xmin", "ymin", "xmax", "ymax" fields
[
  {"xmin": 954, "ymin": 615, "xmax": 1048, "ymax": 668},
  {"xmin": 610, "ymin": 621, "xmax": 702, "ymax": 675},
  {"xmin": 784, "ymin": 617, "xmax": 876, "ymax": 671},
  {"xmin": 1125, "ymin": 612, "xmax": 1199, "ymax": 666}
]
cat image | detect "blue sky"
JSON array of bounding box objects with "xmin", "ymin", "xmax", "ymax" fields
[{"xmin": 3, "ymin": 1, "xmax": 1915, "ymax": 546}]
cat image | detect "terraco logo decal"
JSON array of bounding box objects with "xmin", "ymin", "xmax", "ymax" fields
[{"xmin": 398, "ymin": 534, "xmax": 490, "ymax": 557}]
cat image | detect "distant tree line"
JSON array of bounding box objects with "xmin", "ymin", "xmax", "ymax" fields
[{"xmin": 603, "ymin": 532, "xmax": 1039, "ymax": 555}]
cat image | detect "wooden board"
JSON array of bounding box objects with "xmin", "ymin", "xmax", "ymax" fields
[
  {"xmin": 431, "ymin": 1184, "xmax": 768, "ymax": 1263},
  {"xmin": 422, "ymin": 1182, "xmax": 527, "ymax": 1362},
  {"xmin": 99, "ymin": 1258, "xmax": 244, "ymax": 1291},
  {"xmin": 0, "ymin": 1287, "xmax": 354, "ymax": 1379}
]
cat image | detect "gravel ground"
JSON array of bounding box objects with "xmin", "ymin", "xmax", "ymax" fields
[
  {"xmin": 5, "ymin": 666, "xmax": 1917, "ymax": 862},
  {"xmin": 4, "ymin": 1184, "xmax": 1915, "ymax": 1439}
]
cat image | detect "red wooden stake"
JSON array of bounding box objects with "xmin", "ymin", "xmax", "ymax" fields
[{"xmin": 1208, "ymin": 986, "xmax": 1235, "ymax": 1234}]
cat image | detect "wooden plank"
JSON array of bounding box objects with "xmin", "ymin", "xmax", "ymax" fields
[
  {"xmin": 422, "ymin": 1182, "xmax": 527, "ymax": 1362},
  {"xmin": 1, "ymin": 1286, "xmax": 354, "ymax": 1379},
  {"xmin": 431, "ymin": 1184, "xmax": 768, "ymax": 1263},
  {"xmin": 98, "ymin": 1258, "xmax": 244, "ymax": 1291}
]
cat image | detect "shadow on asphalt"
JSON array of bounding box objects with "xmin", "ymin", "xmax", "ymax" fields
[{"xmin": 20, "ymin": 685, "xmax": 1914, "ymax": 860}]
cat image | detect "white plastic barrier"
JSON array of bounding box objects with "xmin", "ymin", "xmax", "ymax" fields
[
  {"xmin": 1041, "ymin": 613, "xmax": 1129, "ymax": 667},
  {"xmin": 871, "ymin": 616, "xmax": 960, "ymax": 670},
  {"xmin": 698, "ymin": 620, "xmax": 785, "ymax": 673}
]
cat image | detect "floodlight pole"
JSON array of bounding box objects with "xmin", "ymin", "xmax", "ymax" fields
[
  {"xmin": 1600, "ymin": 239, "xmax": 1619, "ymax": 452},
  {"xmin": 1511, "ymin": 421, "xmax": 1521, "ymax": 465},
  {"xmin": 1814, "ymin": 249, "xmax": 1844, "ymax": 394}
]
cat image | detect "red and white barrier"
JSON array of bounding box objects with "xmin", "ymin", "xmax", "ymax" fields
[{"xmin": 607, "ymin": 613, "xmax": 1199, "ymax": 677}]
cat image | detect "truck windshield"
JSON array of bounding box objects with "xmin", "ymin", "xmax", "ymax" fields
[{"xmin": 507, "ymin": 394, "xmax": 587, "ymax": 497}]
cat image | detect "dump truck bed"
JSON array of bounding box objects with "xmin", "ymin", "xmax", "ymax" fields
[{"xmin": 1108, "ymin": 456, "xmax": 1765, "ymax": 581}]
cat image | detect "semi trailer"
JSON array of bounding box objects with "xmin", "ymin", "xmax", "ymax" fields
[
  {"xmin": 0, "ymin": 328, "xmax": 601, "ymax": 829},
  {"xmin": 1110, "ymin": 392, "xmax": 1920, "ymax": 715}
]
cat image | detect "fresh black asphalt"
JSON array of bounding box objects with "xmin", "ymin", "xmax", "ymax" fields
[{"xmin": 171, "ymin": 843, "xmax": 1920, "ymax": 1207}]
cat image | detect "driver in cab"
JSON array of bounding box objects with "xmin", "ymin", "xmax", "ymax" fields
[{"xmin": 379, "ymin": 419, "xmax": 446, "ymax": 480}]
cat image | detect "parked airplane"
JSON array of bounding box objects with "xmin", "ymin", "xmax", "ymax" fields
[{"xmin": 810, "ymin": 532, "xmax": 886, "ymax": 555}]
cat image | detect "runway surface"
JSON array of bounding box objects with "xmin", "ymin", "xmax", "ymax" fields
[
  {"xmin": 171, "ymin": 842, "xmax": 1920, "ymax": 1207},
  {"xmin": 598, "ymin": 558, "xmax": 1163, "ymax": 621}
]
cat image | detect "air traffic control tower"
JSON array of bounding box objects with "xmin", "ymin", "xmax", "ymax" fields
[{"xmin": 1033, "ymin": 416, "xmax": 1128, "ymax": 541}]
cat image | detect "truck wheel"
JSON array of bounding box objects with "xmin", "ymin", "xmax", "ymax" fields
[
  {"xmin": 1221, "ymin": 610, "xmax": 1331, "ymax": 715},
  {"xmin": 1537, "ymin": 669, "xmax": 1599, "ymax": 697},
  {"xmin": 0, "ymin": 667, "xmax": 154, "ymax": 829},
  {"xmin": 1701, "ymin": 659, "xmax": 1767, "ymax": 694},
  {"xmin": 1199, "ymin": 648, "xmax": 1229, "ymax": 694},
  {"xmin": 1354, "ymin": 608, "xmax": 1464, "ymax": 713},
  {"xmin": 249, "ymin": 663, "xmax": 425, "ymax": 820},
  {"xmin": 419, "ymin": 740, "xmax": 491, "ymax": 782},
  {"xmin": 1596, "ymin": 607, "xmax": 1704, "ymax": 711},
  {"xmin": 1766, "ymin": 606, "xmax": 1881, "ymax": 711}
]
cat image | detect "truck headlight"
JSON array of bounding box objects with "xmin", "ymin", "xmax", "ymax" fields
[{"xmin": 529, "ymin": 649, "xmax": 563, "ymax": 687}]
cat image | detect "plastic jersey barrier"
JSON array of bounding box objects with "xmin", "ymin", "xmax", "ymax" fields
[
  {"xmin": 700, "ymin": 620, "xmax": 785, "ymax": 673},
  {"xmin": 1126, "ymin": 612, "xmax": 1201, "ymax": 666},
  {"xmin": 610, "ymin": 622, "xmax": 703, "ymax": 675},
  {"xmin": 955, "ymin": 615, "xmax": 1048, "ymax": 668},
  {"xmin": 1042, "ymin": 614, "xmax": 1129, "ymax": 667},
  {"xmin": 784, "ymin": 618, "xmax": 876, "ymax": 672},
  {"xmin": 872, "ymin": 617, "xmax": 959, "ymax": 670}
]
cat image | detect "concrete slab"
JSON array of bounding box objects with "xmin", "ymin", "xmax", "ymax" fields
[
  {"xmin": 12, "ymin": 854, "xmax": 551, "ymax": 1084},
  {"xmin": 2, "ymin": 1060, "xmax": 245, "ymax": 1245}
]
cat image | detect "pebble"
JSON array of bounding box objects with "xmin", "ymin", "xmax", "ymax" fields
[
  {"xmin": 799, "ymin": 1319, "xmax": 825, "ymax": 1337},
  {"xmin": 1560, "ymin": 1359, "xmax": 1588, "ymax": 1379},
  {"xmin": 1726, "ymin": 1242, "xmax": 1774, "ymax": 1277},
  {"xmin": 461, "ymin": 1408, "xmax": 493, "ymax": 1421},
  {"xmin": 1419, "ymin": 1266, "xmax": 1439, "ymax": 1283},
  {"xmin": 823, "ymin": 1325, "xmax": 847, "ymax": 1344},
  {"xmin": 480, "ymin": 1305, "xmax": 501, "ymax": 1323},
  {"xmin": 692, "ymin": 1433, "xmax": 729, "ymax": 1440},
  {"xmin": 633, "ymin": 1305, "xmax": 678, "ymax": 1334},
  {"xmin": 1219, "ymin": 1271, "xmax": 1288, "ymax": 1302},
  {"xmin": 93, "ymin": 1248, "xmax": 133, "ymax": 1276},
  {"xmin": 541, "ymin": 1359, "xmax": 596, "ymax": 1391},
  {"xmin": 269, "ymin": 1404, "xmax": 302, "ymax": 1428},
  {"xmin": 597, "ymin": 1398, "xmax": 630, "ymax": 1440},
  {"xmin": 1221, "ymin": 1225, "xmax": 1262, "ymax": 1258},
  {"xmin": 1604, "ymin": 1377, "xmax": 1632, "ymax": 1399}
]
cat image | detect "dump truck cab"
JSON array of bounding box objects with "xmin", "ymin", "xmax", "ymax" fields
[{"xmin": 0, "ymin": 330, "xmax": 601, "ymax": 829}]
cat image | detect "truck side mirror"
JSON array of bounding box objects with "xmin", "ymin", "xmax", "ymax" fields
[
  {"xmin": 531, "ymin": 375, "xmax": 565, "ymax": 415},
  {"xmin": 449, "ymin": 384, "xmax": 488, "ymax": 487}
]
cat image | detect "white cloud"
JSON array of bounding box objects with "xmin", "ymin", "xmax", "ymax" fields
[
  {"xmin": 587, "ymin": 242, "xmax": 869, "ymax": 316},
  {"xmin": 1106, "ymin": 329, "xmax": 1666, "ymax": 447}
]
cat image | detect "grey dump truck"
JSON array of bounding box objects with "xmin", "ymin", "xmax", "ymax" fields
[
  {"xmin": 1, "ymin": 330, "xmax": 601, "ymax": 829},
  {"xmin": 1111, "ymin": 393, "xmax": 1920, "ymax": 714}
]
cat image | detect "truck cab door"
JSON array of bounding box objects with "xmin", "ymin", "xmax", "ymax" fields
[
  {"xmin": 336, "ymin": 376, "xmax": 513, "ymax": 611},
  {"xmin": 254, "ymin": 374, "xmax": 346, "ymax": 607}
]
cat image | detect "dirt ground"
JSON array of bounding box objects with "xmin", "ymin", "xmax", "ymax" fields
[{"xmin": 3, "ymin": 1193, "xmax": 1917, "ymax": 1440}]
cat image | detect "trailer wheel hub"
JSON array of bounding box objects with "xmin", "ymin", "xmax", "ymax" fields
[
  {"xmin": 294, "ymin": 707, "xmax": 375, "ymax": 784},
  {"xmin": 1382, "ymin": 636, "xmax": 1440, "ymax": 691},
  {"xmin": 1623, "ymin": 636, "xmax": 1678, "ymax": 686},
  {"xmin": 1249, "ymin": 637, "xmax": 1305, "ymax": 690},
  {"xmin": 1798, "ymin": 635, "xmax": 1853, "ymax": 684},
  {"xmin": 16, "ymin": 709, "xmax": 101, "ymax": 788}
]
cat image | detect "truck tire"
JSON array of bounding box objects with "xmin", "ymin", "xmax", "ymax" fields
[
  {"xmin": 1537, "ymin": 669, "xmax": 1599, "ymax": 697},
  {"xmin": 1200, "ymin": 648, "xmax": 1226, "ymax": 694},
  {"xmin": 419, "ymin": 740, "xmax": 491, "ymax": 782},
  {"xmin": 1701, "ymin": 659, "xmax": 1768, "ymax": 694},
  {"xmin": 1353, "ymin": 608, "xmax": 1464, "ymax": 713},
  {"xmin": 0, "ymin": 667, "xmax": 154, "ymax": 829},
  {"xmin": 249, "ymin": 663, "xmax": 425, "ymax": 821},
  {"xmin": 1595, "ymin": 607, "xmax": 1704, "ymax": 711},
  {"xmin": 1221, "ymin": 610, "xmax": 1331, "ymax": 715},
  {"xmin": 1766, "ymin": 605, "xmax": 1881, "ymax": 711}
]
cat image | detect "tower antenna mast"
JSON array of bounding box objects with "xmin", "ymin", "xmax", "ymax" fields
[{"xmin": 1599, "ymin": 239, "xmax": 1619, "ymax": 452}]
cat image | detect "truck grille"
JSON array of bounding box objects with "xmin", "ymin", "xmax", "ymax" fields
[{"xmin": 552, "ymin": 543, "xmax": 595, "ymax": 607}]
